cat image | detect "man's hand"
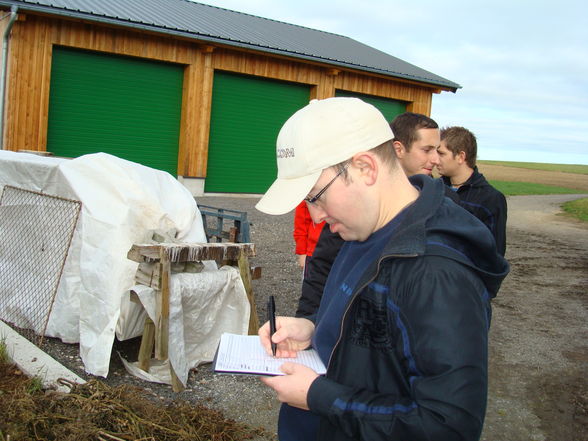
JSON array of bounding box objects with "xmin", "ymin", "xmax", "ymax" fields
[
  {"xmin": 258, "ymin": 317, "xmax": 315, "ymax": 358},
  {"xmin": 260, "ymin": 362, "xmax": 319, "ymax": 410},
  {"xmin": 296, "ymin": 254, "xmax": 306, "ymax": 269}
]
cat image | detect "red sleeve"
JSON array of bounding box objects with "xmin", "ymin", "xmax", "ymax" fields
[
  {"xmin": 306, "ymin": 221, "xmax": 325, "ymax": 256},
  {"xmin": 293, "ymin": 201, "xmax": 310, "ymax": 255}
]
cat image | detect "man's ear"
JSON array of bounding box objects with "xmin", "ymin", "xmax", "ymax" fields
[
  {"xmin": 392, "ymin": 140, "xmax": 405, "ymax": 159},
  {"xmin": 457, "ymin": 150, "xmax": 467, "ymax": 164},
  {"xmin": 351, "ymin": 152, "xmax": 378, "ymax": 185}
]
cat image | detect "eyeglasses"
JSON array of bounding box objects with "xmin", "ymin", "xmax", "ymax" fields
[{"xmin": 304, "ymin": 164, "xmax": 349, "ymax": 204}]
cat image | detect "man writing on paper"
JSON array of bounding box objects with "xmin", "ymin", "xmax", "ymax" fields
[{"xmin": 256, "ymin": 97, "xmax": 509, "ymax": 441}]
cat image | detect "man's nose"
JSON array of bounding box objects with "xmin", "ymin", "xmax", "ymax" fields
[
  {"xmin": 430, "ymin": 150, "xmax": 440, "ymax": 165},
  {"xmin": 306, "ymin": 202, "xmax": 327, "ymax": 224}
]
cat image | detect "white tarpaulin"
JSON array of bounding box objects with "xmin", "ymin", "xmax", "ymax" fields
[
  {"xmin": 123, "ymin": 265, "xmax": 250, "ymax": 386},
  {"xmin": 0, "ymin": 151, "xmax": 249, "ymax": 378}
]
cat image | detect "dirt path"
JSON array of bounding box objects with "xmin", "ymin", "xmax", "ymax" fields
[{"xmin": 482, "ymin": 194, "xmax": 588, "ymax": 441}]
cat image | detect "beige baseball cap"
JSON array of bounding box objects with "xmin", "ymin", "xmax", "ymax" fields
[{"xmin": 255, "ymin": 97, "xmax": 393, "ymax": 215}]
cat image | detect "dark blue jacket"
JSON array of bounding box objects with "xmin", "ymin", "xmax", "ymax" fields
[{"xmin": 305, "ymin": 175, "xmax": 509, "ymax": 441}]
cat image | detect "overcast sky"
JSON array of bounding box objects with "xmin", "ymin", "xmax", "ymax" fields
[{"xmin": 193, "ymin": 0, "xmax": 587, "ymax": 165}]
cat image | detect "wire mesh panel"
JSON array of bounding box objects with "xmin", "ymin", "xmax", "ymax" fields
[{"xmin": 0, "ymin": 185, "xmax": 81, "ymax": 346}]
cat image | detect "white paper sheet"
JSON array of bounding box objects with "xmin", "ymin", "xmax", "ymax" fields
[{"xmin": 214, "ymin": 333, "xmax": 326, "ymax": 376}]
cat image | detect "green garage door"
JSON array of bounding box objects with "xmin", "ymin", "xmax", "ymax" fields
[
  {"xmin": 335, "ymin": 90, "xmax": 406, "ymax": 123},
  {"xmin": 206, "ymin": 71, "xmax": 310, "ymax": 193},
  {"xmin": 47, "ymin": 47, "xmax": 184, "ymax": 176}
]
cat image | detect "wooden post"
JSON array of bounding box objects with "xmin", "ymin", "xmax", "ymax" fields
[
  {"xmin": 170, "ymin": 364, "xmax": 184, "ymax": 392},
  {"xmin": 155, "ymin": 250, "xmax": 171, "ymax": 360},
  {"xmin": 138, "ymin": 317, "xmax": 155, "ymax": 372},
  {"xmin": 238, "ymin": 250, "xmax": 259, "ymax": 335}
]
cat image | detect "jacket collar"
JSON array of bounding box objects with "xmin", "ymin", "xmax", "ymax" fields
[
  {"xmin": 379, "ymin": 174, "xmax": 444, "ymax": 257},
  {"xmin": 441, "ymin": 166, "xmax": 486, "ymax": 188}
]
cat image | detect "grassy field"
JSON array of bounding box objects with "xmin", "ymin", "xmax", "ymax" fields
[
  {"xmin": 477, "ymin": 160, "xmax": 588, "ymax": 222},
  {"xmin": 490, "ymin": 181, "xmax": 583, "ymax": 196},
  {"xmin": 479, "ymin": 160, "xmax": 588, "ymax": 175}
]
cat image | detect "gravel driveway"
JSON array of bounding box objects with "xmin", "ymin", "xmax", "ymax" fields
[{"xmin": 40, "ymin": 192, "xmax": 588, "ymax": 441}]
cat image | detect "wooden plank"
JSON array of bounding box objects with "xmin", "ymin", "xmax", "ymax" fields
[
  {"xmin": 134, "ymin": 262, "xmax": 161, "ymax": 290},
  {"xmin": 155, "ymin": 254, "xmax": 171, "ymax": 360},
  {"xmin": 127, "ymin": 242, "xmax": 256, "ymax": 264},
  {"xmin": 238, "ymin": 251, "xmax": 259, "ymax": 335},
  {"xmin": 250, "ymin": 266, "xmax": 262, "ymax": 280},
  {"xmin": 138, "ymin": 317, "xmax": 155, "ymax": 372},
  {"xmin": 170, "ymin": 364, "xmax": 185, "ymax": 393}
]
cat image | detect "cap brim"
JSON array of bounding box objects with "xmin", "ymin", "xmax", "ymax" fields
[{"xmin": 255, "ymin": 170, "xmax": 322, "ymax": 215}]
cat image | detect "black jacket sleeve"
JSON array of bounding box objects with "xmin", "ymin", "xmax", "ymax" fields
[
  {"xmin": 295, "ymin": 226, "xmax": 344, "ymax": 320},
  {"xmin": 492, "ymin": 192, "xmax": 507, "ymax": 256}
]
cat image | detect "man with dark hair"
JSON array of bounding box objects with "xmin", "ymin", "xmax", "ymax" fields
[
  {"xmin": 390, "ymin": 112, "xmax": 441, "ymax": 176},
  {"xmin": 437, "ymin": 126, "xmax": 507, "ymax": 255}
]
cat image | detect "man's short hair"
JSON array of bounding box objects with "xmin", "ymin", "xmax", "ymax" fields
[
  {"xmin": 390, "ymin": 112, "xmax": 438, "ymax": 152},
  {"xmin": 440, "ymin": 126, "xmax": 477, "ymax": 168},
  {"xmin": 332, "ymin": 139, "xmax": 397, "ymax": 180}
]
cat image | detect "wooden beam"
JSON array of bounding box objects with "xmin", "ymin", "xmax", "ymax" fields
[{"xmin": 127, "ymin": 242, "xmax": 256, "ymax": 264}]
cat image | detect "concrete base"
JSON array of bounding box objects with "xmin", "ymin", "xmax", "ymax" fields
[
  {"xmin": 0, "ymin": 320, "xmax": 85, "ymax": 393},
  {"xmin": 178, "ymin": 176, "xmax": 205, "ymax": 196}
]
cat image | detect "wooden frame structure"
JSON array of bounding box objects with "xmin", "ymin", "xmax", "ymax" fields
[{"xmin": 127, "ymin": 242, "xmax": 258, "ymax": 392}]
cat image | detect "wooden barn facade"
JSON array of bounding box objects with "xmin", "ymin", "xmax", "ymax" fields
[{"xmin": 0, "ymin": 0, "xmax": 459, "ymax": 195}]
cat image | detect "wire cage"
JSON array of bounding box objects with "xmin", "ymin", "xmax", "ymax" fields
[{"xmin": 0, "ymin": 185, "xmax": 81, "ymax": 347}]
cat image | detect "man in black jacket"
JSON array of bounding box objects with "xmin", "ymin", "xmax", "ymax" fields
[
  {"xmin": 437, "ymin": 126, "xmax": 507, "ymax": 255},
  {"xmin": 255, "ymin": 98, "xmax": 509, "ymax": 441}
]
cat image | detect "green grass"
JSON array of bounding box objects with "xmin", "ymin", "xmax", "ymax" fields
[
  {"xmin": 26, "ymin": 376, "xmax": 44, "ymax": 394},
  {"xmin": 479, "ymin": 160, "xmax": 588, "ymax": 175},
  {"xmin": 0, "ymin": 338, "xmax": 7, "ymax": 364},
  {"xmin": 562, "ymin": 198, "xmax": 588, "ymax": 222},
  {"xmin": 489, "ymin": 180, "xmax": 582, "ymax": 196}
]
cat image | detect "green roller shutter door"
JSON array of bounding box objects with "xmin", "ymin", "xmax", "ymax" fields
[
  {"xmin": 47, "ymin": 47, "xmax": 184, "ymax": 176},
  {"xmin": 335, "ymin": 90, "xmax": 406, "ymax": 123},
  {"xmin": 206, "ymin": 71, "xmax": 310, "ymax": 193}
]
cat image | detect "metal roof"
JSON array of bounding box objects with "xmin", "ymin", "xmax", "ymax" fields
[{"xmin": 0, "ymin": 0, "xmax": 460, "ymax": 91}]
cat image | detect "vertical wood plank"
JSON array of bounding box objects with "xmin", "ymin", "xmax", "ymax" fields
[
  {"xmin": 138, "ymin": 316, "xmax": 155, "ymax": 372},
  {"xmin": 155, "ymin": 252, "xmax": 170, "ymax": 360},
  {"xmin": 238, "ymin": 251, "xmax": 259, "ymax": 335},
  {"xmin": 169, "ymin": 363, "xmax": 184, "ymax": 392}
]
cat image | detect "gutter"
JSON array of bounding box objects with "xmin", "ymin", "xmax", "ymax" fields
[{"xmin": 0, "ymin": 4, "xmax": 17, "ymax": 150}]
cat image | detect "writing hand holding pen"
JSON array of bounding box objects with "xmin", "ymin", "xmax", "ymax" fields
[
  {"xmin": 258, "ymin": 313, "xmax": 315, "ymax": 358},
  {"xmin": 258, "ymin": 303, "xmax": 318, "ymax": 411}
]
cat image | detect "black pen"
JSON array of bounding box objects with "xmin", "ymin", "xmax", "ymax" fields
[{"xmin": 268, "ymin": 295, "xmax": 277, "ymax": 356}]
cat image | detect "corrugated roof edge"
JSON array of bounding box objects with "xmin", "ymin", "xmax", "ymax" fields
[{"xmin": 0, "ymin": 0, "xmax": 460, "ymax": 91}]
